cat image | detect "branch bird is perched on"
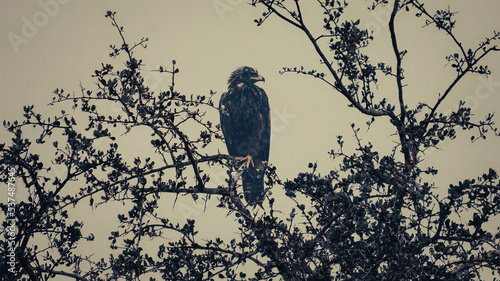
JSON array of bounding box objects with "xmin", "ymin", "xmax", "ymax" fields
[{"xmin": 219, "ymin": 67, "xmax": 270, "ymax": 206}]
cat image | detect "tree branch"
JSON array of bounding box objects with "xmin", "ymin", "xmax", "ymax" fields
[
  {"xmin": 259, "ymin": 1, "xmax": 302, "ymax": 29},
  {"xmin": 472, "ymin": 184, "xmax": 500, "ymax": 191},
  {"xmin": 389, "ymin": 0, "xmax": 406, "ymax": 123},
  {"xmin": 165, "ymin": 118, "xmax": 206, "ymax": 191},
  {"xmin": 448, "ymin": 249, "xmax": 500, "ymax": 274},
  {"xmin": 53, "ymin": 154, "xmax": 234, "ymax": 212},
  {"xmin": 425, "ymin": 46, "xmax": 499, "ymax": 124},
  {"xmin": 412, "ymin": 1, "xmax": 467, "ymax": 60},
  {"xmin": 39, "ymin": 268, "xmax": 90, "ymax": 281},
  {"xmin": 180, "ymin": 245, "xmax": 266, "ymax": 268},
  {"xmin": 259, "ymin": 1, "xmax": 397, "ymax": 120}
]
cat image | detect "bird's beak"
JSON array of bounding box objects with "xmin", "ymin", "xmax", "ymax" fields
[{"xmin": 251, "ymin": 75, "xmax": 265, "ymax": 83}]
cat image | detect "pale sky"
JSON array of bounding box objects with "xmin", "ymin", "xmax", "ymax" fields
[{"xmin": 1, "ymin": 0, "xmax": 500, "ymax": 279}]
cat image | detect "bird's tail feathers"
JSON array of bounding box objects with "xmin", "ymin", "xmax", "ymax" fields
[{"xmin": 242, "ymin": 168, "xmax": 265, "ymax": 206}]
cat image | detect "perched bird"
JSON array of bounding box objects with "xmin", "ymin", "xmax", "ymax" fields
[{"xmin": 219, "ymin": 66, "xmax": 271, "ymax": 206}]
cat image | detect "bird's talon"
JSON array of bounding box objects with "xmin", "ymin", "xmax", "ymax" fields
[{"xmin": 238, "ymin": 155, "xmax": 254, "ymax": 169}]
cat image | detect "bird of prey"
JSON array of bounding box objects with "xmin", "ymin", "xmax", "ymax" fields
[{"xmin": 219, "ymin": 66, "xmax": 270, "ymax": 206}]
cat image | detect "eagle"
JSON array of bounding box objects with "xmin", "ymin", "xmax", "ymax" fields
[{"xmin": 219, "ymin": 66, "xmax": 271, "ymax": 206}]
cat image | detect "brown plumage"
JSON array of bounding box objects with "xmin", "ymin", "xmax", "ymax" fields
[{"xmin": 219, "ymin": 67, "xmax": 270, "ymax": 205}]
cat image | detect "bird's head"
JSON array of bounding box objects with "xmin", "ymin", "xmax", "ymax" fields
[{"xmin": 228, "ymin": 66, "xmax": 265, "ymax": 88}]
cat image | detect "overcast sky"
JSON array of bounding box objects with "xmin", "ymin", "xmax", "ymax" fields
[{"xmin": 1, "ymin": 0, "xmax": 500, "ymax": 278}]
